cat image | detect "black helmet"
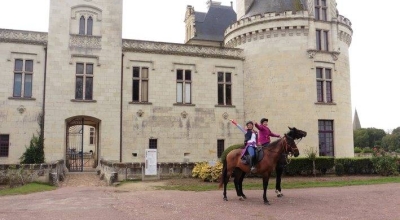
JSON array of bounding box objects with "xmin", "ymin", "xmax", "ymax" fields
[
  {"xmin": 246, "ymin": 121, "xmax": 253, "ymax": 126},
  {"xmin": 260, "ymin": 118, "xmax": 268, "ymax": 124}
]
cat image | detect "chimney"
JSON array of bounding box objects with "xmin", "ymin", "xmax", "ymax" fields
[{"xmin": 231, "ymin": 1, "xmax": 233, "ymax": 8}]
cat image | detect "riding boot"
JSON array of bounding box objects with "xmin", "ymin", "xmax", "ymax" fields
[{"xmin": 249, "ymin": 157, "xmax": 256, "ymax": 172}]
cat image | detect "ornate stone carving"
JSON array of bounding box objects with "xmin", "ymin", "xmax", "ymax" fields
[
  {"xmin": 307, "ymin": 0, "xmax": 314, "ymax": 16},
  {"xmin": 69, "ymin": 34, "xmax": 102, "ymax": 49},
  {"xmin": 330, "ymin": 0, "xmax": 338, "ymax": 19},
  {"xmin": 17, "ymin": 105, "xmax": 26, "ymax": 114},
  {"xmin": 181, "ymin": 111, "xmax": 188, "ymax": 119},
  {"xmin": 122, "ymin": 39, "xmax": 244, "ymax": 60},
  {"xmin": 331, "ymin": 51, "xmax": 340, "ymax": 61},
  {"xmin": 222, "ymin": 112, "xmax": 229, "ymax": 120},
  {"xmin": 0, "ymin": 29, "xmax": 47, "ymax": 45},
  {"xmin": 307, "ymin": 50, "xmax": 316, "ymax": 59},
  {"xmin": 137, "ymin": 109, "xmax": 144, "ymax": 117}
]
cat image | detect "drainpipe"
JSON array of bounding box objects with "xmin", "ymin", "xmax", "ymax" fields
[
  {"xmin": 120, "ymin": 53, "xmax": 124, "ymax": 162},
  {"xmin": 41, "ymin": 46, "xmax": 48, "ymax": 139}
]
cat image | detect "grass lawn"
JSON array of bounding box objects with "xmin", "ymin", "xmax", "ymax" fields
[
  {"xmin": 153, "ymin": 175, "xmax": 400, "ymax": 191},
  {"xmin": 0, "ymin": 182, "xmax": 57, "ymax": 196}
]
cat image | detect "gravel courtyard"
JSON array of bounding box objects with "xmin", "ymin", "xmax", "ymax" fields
[{"xmin": 0, "ymin": 174, "xmax": 399, "ymax": 220}]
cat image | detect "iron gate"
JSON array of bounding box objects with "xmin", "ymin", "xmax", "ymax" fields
[{"xmin": 66, "ymin": 117, "xmax": 97, "ymax": 172}]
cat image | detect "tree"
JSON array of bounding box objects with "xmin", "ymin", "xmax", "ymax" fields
[
  {"xmin": 391, "ymin": 127, "xmax": 400, "ymax": 135},
  {"xmin": 366, "ymin": 128, "xmax": 386, "ymax": 147},
  {"xmin": 354, "ymin": 129, "xmax": 369, "ymax": 148},
  {"xmin": 382, "ymin": 133, "xmax": 400, "ymax": 152}
]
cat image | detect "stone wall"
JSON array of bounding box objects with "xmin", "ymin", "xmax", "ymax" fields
[
  {"xmin": 98, "ymin": 160, "xmax": 196, "ymax": 185},
  {"xmin": 0, "ymin": 160, "xmax": 65, "ymax": 186}
]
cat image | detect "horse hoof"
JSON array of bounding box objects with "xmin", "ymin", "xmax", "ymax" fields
[
  {"xmin": 264, "ymin": 201, "xmax": 271, "ymax": 205},
  {"xmin": 239, "ymin": 196, "xmax": 245, "ymax": 201},
  {"xmin": 223, "ymin": 197, "xmax": 228, "ymax": 201},
  {"xmin": 277, "ymin": 194, "xmax": 283, "ymax": 198},
  {"xmin": 242, "ymin": 195, "xmax": 247, "ymax": 199}
]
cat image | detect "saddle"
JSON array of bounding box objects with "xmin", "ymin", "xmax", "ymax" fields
[{"xmin": 241, "ymin": 147, "xmax": 264, "ymax": 165}]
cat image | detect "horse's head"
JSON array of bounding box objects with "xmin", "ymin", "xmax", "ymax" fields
[
  {"xmin": 284, "ymin": 127, "xmax": 307, "ymax": 157},
  {"xmin": 287, "ymin": 127, "xmax": 307, "ymax": 140}
]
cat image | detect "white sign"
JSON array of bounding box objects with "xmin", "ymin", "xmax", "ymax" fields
[{"xmin": 145, "ymin": 149, "xmax": 157, "ymax": 175}]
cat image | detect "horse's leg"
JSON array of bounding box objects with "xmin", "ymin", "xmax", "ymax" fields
[
  {"xmin": 239, "ymin": 170, "xmax": 247, "ymax": 199},
  {"xmin": 275, "ymin": 165, "xmax": 284, "ymax": 198},
  {"xmin": 262, "ymin": 175, "xmax": 271, "ymax": 205},
  {"xmin": 222, "ymin": 161, "xmax": 229, "ymax": 201},
  {"xmin": 233, "ymin": 169, "xmax": 242, "ymax": 198}
]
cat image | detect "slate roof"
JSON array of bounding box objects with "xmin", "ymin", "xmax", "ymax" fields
[
  {"xmin": 243, "ymin": 0, "xmax": 308, "ymax": 19},
  {"xmin": 193, "ymin": 5, "xmax": 237, "ymax": 42}
]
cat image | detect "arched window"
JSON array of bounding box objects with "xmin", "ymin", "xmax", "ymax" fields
[
  {"xmin": 87, "ymin": 16, "xmax": 93, "ymax": 35},
  {"xmin": 79, "ymin": 16, "xmax": 86, "ymax": 35}
]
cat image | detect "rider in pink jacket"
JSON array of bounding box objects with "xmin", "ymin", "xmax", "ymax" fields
[{"xmin": 255, "ymin": 118, "xmax": 281, "ymax": 147}]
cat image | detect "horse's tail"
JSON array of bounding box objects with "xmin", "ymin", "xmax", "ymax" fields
[{"xmin": 218, "ymin": 159, "xmax": 227, "ymax": 189}]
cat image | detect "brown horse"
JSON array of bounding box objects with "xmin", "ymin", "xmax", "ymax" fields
[{"xmin": 219, "ymin": 127, "xmax": 307, "ymax": 205}]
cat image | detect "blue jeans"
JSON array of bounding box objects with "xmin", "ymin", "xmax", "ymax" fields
[{"xmin": 247, "ymin": 146, "xmax": 255, "ymax": 157}]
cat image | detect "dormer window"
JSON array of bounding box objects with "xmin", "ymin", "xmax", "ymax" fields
[{"xmin": 78, "ymin": 16, "xmax": 93, "ymax": 35}]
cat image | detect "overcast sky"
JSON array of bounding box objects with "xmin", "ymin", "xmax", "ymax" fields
[{"xmin": 0, "ymin": 0, "xmax": 399, "ymax": 132}]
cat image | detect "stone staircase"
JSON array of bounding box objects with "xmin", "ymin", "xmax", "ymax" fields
[{"xmin": 59, "ymin": 172, "xmax": 107, "ymax": 187}]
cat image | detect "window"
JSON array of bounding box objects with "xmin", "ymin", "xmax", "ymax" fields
[
  {"xmin": 318, "ymin": 120, "xmax": 334, "ymax": 156},
  {"xmin": 316, "ymin": 68, "xmax": 333, "ymax": 103},
  {"xmin": 149, "ymin": 139, "xmax": 157, "ymax": 149},
  {"xmin": 132, "ymin": 67, "xmax": 149, "ymax": 102},
  {"xmin": 0, "ymin": 135, "xmax": 10, "ymax": 157},
  {"xmin": 13, "ymin": 59, "xmax": 33, "ymax": 98},
  {"xmin": 217, "ymin": 140, "xmax": 225, "ymax": 158},
  {"xmin": 79, "ymin": 16, "xmax": 93, "ymax": 35},
  {"xmin": 315, "ymin": 0, "xmax": 327, "ymax": 21},
  {"xmin": 75, "ymin": 63, "xmax": 93, "ymax": 100},
  {"xmin": 89, "ymin": 127, "xmax": 95, "ymax": 145},
  {"xmin": 176, "ymin": 69, "xmax": 191, "ymax": 104},
  {"xmin": 316, "ymin": 30, "xmax": 329, "ymax": 51},
  {"xmin": 217, "ymin": 72, "xmax": 232, "ymax": 105}
]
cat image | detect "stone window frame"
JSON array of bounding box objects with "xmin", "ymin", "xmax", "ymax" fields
[
  {"xmin": 79, "ymin": 15, "xmax": 93, "ymax": 35},
  {"xmin": 316, "ymin": 29, "xmax": 329, "ymax": 51},
  {"xmin": 12, "ymin": 59, "xmax": 34, "ymax": 99},
  {"xmin": 89, "ymin": 127, "xmax": 95, "ymax": 145},
  {"xmin": 131, "ymin": 66, "xmax": 150, "ymax": 103},
  {"xmin": 71, "ymin": 5, "xmax": 102, "ymax": 36},
  {"xmin": 314, "ymin": 0, "xmax": 328, "ymax": 21},
  {"xmin": 318, "ymin": 120, "xmax": 334, "ymax": 156},
  {"xmin": 315, "ymin": 67, "xmax": 333, "ymax": 104},
  {"xmin": 8, "ymin": 52, "xmax": 39, "ymax": 101},
  {"xmin": 172, "ymin": 63, "xmax": 196, "ymax": 106},
  {"xmin": 0, "ymin": 134, "xmax": 10, "ymax": 157},
  {"xmin": 217, "ymin": 139, "xmax": 225, "ymax": 158},
  {"xmin": 149, "ymin": 139, "xmax": 157, "ymax": 149},
  {"xmin": 214, "ymin": 66, "xmax": 236, "ymax": 107},
  {"xmin": 74, "ymin": 62, "xmax": 94, "ymax": 101}
]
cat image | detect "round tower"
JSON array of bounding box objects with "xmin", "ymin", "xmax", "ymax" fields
[{"xmin": 225, "ymin": 0, "xmax": 354, "ymax": 157}]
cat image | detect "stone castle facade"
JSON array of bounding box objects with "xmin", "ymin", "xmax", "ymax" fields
[{"xmin": 0, "ymin": 0, "xmax": 354, "ymax": 168}]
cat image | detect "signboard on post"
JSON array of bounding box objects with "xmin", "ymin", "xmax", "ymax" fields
[{"xmin": 145, "ymin": 149, "xmax": 157, "ymax": 175}]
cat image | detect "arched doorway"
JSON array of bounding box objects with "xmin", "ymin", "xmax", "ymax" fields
[{"xmin": 66, "ymin": 116, "xmax": 100, "ymax": 172}]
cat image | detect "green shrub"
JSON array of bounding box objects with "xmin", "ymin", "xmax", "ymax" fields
[
  {"xmin": 20, "ymin": 134, "xmax": 45, "ymax": 164},
  {"xmin": 354, "ymin": 147, "xmax": 362, "ymax": 153},
  {"xmin": 363, "ymin": 147, "xmax": 373, "ymax": 154},
  {"xmin": 285, "ymin": 158, "xmax": 313, "ymax": 176},
  {"xmin": 335, "ymin": 158, "xmax": 374, "ymax": 175},
  {"xmin": 220, "ymin": 144, "xmax": 243, "ymax": 163},
  {"xmin": 315, "ymin": 157, "xmax": 335, "ymax": 174},
  {"xmin": 335, "ymin": 163, "xmax": 344, "ymax": 176},
  {"xmin": 372, "ymin": 155, "xmax": 398, "ymax": 176},
  {"xmin": 192, "ymin": 161, "xmax": 222, "ymax": 182}
]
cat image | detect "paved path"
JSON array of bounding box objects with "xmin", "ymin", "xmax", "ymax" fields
[{"xmin": 0, "ymin": 176, "xmax": 399, "ymax": 220}]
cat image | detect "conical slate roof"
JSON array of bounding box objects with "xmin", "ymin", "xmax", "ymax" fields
[{"xmin": 243, "ymin": 0, "xmax": 308, "ymax": 19}]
